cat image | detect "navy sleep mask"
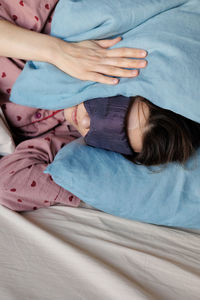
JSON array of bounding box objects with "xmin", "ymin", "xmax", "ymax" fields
[{"xmin": 84, "ymin": 95, "xmax": 134, "ymax": 155}]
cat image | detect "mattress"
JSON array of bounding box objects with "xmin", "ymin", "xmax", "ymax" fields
[{"xmin": 0, "ymin": 203, "xmax": 200, "ymax": 300}]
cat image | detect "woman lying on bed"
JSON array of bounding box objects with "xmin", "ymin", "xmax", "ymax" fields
[
  {"xmin": 0, "ymin": 5, "xmax": 199, "ymax": 212},
  {"xmin": 1, "ymin": 92, "xmax": 199, "ymax": 212}
]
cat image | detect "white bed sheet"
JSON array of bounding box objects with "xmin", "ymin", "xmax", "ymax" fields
[{"xmin": 0, "ymin": 204, "xmax": 200, "ymax": 300}]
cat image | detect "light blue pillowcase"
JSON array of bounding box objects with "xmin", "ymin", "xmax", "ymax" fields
[
  {"xmin": 45, "ymin": 138, "xmax": 200, "ymax": 228},
  {"xmin": 11, "ymin": 0, "xmax": 200, "ymax": 122}
]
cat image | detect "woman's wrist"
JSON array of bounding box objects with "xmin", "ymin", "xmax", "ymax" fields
[
  {"xmin": 46, "ymin": 36, "xmax": 68, "ymax": 66},
  {"xmin": 0, "ymin": 19, "xmax": 61, "ymax": 64},
  {"xmin": 37, "ymin": 34, "xmax": 62, "ymax": 65}
]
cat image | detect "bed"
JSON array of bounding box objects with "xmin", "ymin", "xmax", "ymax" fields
[
  {"xmin": 1, "ymin": 1, "xmax": 200, "ymax": 299},
  {"xmin": 0, "ymin": 203, "xmax": 200, "ymax": 300}
]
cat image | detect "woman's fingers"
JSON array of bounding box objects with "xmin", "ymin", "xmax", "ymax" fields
[
  {"xmin": 94, "ymin": 38, "xmax": 147, "ymax": 59},
  {"xmin": 93, "ymin": 65, "xmax": 139, "ymax": 78},
  {"xmin": 95, "ymin": 37, "xmax": 122, "ymax": 48},
  {"xmin": 87, "ymin": 72, "xmax": 119, "ymax": 85},
  {"xmin": 106, "ymin": 47, "xmax": 147, "ymax": 58},
  {"xmin": 54, "ymin": 39, "xmax": 148, "ymax": 84},
  {"xmin": 100, "ymin": 57, "xmax": 147, "ymax": 69}
]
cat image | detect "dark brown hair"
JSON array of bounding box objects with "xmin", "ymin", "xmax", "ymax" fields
[{"xmin": 127, "ymin": 97, "xmax": 200, "ymax": 166}]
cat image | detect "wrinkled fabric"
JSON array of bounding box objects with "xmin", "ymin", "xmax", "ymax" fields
[
  {"xmin": 1, "ymin": 205, "xmax": 200, "ymax": 300},
  {"xmin": 45, "ymin": 138, "xmax": 200, "ymax": 229},
  {"xmin": 0, "ymin": 113, "xmax": 81, "ymax": 212},
  {"xmin": 0, "ymin": 107, "xmax": 15, "ymax": 156}
]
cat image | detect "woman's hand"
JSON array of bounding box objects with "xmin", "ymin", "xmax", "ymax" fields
[
  {"xmin": 51, "ymin": 37, "xmax": 148, "ymax": 85},
  {"xmin": 0, "ymin": 20, "xmax": 147, "ymax": 85}
]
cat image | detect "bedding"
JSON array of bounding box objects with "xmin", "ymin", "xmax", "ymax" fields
[
  {"xmin": 0, "ymin": 108, "xmax": 15, "ymax": 156},
  {"xmin": 11, "ymin": 0, "xmax": 200, "ymax": 123},
  {"xmin": 0, "ymin": 204, "xmax": 200, "ymax": 300},
  {"xmin": 45, "ymin": 138, "xmax": 200, "ymax": 229}
]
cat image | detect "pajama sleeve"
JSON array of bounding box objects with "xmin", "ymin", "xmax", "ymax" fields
[
  {"xmin": 0, "ymin": 130, "xmax": 80, "ymax": 211},
  {"xmin": 0, "ymin": 0, "xmax": 58, "ymax": 99}
]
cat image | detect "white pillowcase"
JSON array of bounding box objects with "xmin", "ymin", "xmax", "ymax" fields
[{"xmin": 0, "ymin": 108, "xmax": 15, "ymax": 156}]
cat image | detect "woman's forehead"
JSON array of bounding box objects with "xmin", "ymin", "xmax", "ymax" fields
[
  {"xmin": 127, "ymin": 98, "xmax": 149, "ymax": 130},
  {"xmin": 127, "ymin": 98, "xmax": 150, "ymax": 152}
]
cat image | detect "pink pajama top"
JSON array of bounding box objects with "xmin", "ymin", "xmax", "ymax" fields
[{"xmin": 0, "ymin": 0, "xmax": 81, "ymax": 211}]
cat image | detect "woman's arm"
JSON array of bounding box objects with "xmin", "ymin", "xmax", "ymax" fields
[
  {"xmin": 0, "ymin": 20, "xmax": 147, "ymax": 85},
  {"xmin": 0, "ymin": 129, "xmax": 80, "ymax": 212},
  {"xmin": 0, "ymin": 19, "xmax": 56, "ymax": 63}
]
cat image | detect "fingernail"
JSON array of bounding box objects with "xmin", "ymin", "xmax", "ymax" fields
[
  {"xmin": 140, "ymin": 50, "xmax": 147, "ymax": 57},
  {"xmin": 113, "ymin": 79, "xmax": 118, "ymax": 84},
  {"xmin": 139, "ymin": 61, "xmax": 146, "ymax": 67},
  {"xmin": 132, "ymin": 70, "xmax": 138, "ymax": 76}
]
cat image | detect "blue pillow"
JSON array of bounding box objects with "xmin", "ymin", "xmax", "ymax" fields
[
  {"xmin": 11, "ymin": 0, "xmax": 200, "ymax": 122},
  {"xmin": 45, "ymin": 138, "xmax": 200, "ymax": 228}
]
